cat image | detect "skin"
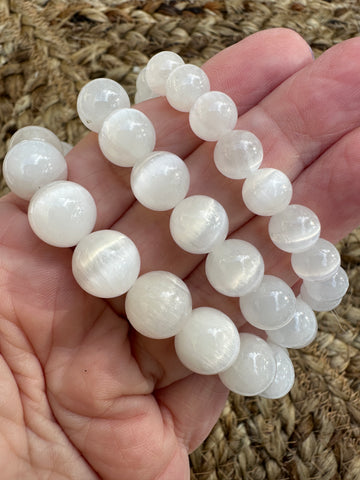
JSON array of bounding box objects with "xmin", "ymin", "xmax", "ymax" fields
[{"xmin": 0, "ymin": 28, "xmax": 359, "ymax": 480}]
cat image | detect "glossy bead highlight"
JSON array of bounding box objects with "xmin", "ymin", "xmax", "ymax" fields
[
  {"xmin": 189, "ymin": 91, "xmax": 238, "ymax": 141},
  {"xmin": 3, "ymin": 140, "xmax": 67, "ymax": 200},
  {"xmin": 77, "ymin": 78, "xmax": 130, "ymax": 132},
  {"xmin": 72, "ymin": 230, "xmax": 140, "ymax": 298},
  {"xmin": 219, "ymin": 333, "xmax": 276, "ymax": 396},
  {"xmin": 175, "ymin": 307, "xmax": 240, "ymax": 375},
  {"xmin": 99, "ymin": 108, "xmax": 156, "ymax": 167},
  {"xmin": 205, "ymin": 239, "xmax": 264, "ymax": 297},
  {"xmin": 125, "ymin": 271, "xmax": 192, "ymax": 338},
  {"xmin": 28, "ymin": 181, "xmax": 97, "ymax": 248},
  {"xmin": 131, "ymin": 151, "xmax": 190, "ymax": 211},
  {"xmin": 170, "ymin": 195, "xmax": 229, "ymax": 254}
]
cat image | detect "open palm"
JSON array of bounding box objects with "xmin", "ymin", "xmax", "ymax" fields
[{"xmin": 0, "ymin": 29, "xmax": 359, "ymax": 480}]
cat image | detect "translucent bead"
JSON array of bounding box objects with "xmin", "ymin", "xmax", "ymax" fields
[
  {"xmin": 28, "ymin": 181, "xmax": 97, "ymax": 247},
  {"xmin": 205, "ymin": 239, "xmax": 264, "ymax": 297},
  {"xmin": 77, "ymin": 78, "xmax": 130, "ymax": 133},
  {"xmin": 72, "ymin": 230, "xmax": 140, "ymax": 298},
  {"xmin": 174, "ymin": 307, "xmax": 240, "ymax": 375},
  {"xmin": 130, "ymin": 151, "xmax": 190, "ymax": 211},
  {"xmin": 268, "ymin": 204, "xmax": 321, "ymax": 253},
  {"xmin": 9, "ymin": 126, "xmax": 63, "ymax": 153},
  {"xmin": 260, "ymin": 343, "xmax": 295, "ymax": 399},
  {"xmin": 134, "ymin": 68, "xmax": 159, "ymax": 103},
  {"xmin": 266, "ymin": 297, "xmax": 318, "ymax": 349},
  {"xmin": 214, "ymin": 130, "xmax": 263, "ymax": 179},
  {"xmin": 300, "ymin": 283, "xmax": 342, "ymax": 311},
  {"xmin": 99, "ymin": 108, "xmax": 156, "ymax": 167},
  {"xmin": 219, "ymin": 333, "xmax": 276, "ymax": 396},
  {"xmin": 240, "ymin": 275, "xmax": 296, "ymax": 330},
  {"xmin": 291, "ymin": 238, "xmax": 340, "ymax": 281},
  {"xmin": 125, "ymin": 271, "xmax": 192, "ymax": 338},
  {"xmin": 242, "ymin": 168, "xmax": 292, "ymax": 216},
  {"xmin": 170, "ymin": 195, "xmax": 229, "ymax": 254},
  {"xmin": 61, "ymin": 141, "xmax": 73, "ymax": 155},
  {"xmin": 166, "ymin": 64, "xmax": 210, "ymax": 112},
  {"xmin": 3, "ymin": 140, "xmax": 68, "ymax": 200},
  {"xmin": 303, "ymin": 266, "xmax": 349, "ymax": 301},
  {"xmin": 146, "ymin": 51, "xmax": 185, "ymax": 96},
  {"xmin": 189, "ymin": 91, "xmax": 238, "ymax": 141}
]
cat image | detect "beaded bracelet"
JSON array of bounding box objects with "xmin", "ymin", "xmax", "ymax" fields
[{"xmin": 3, "ymin": 51, "xmax": 349, "ymax": 400}]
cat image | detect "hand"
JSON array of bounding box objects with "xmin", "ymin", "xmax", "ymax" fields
[{"xmin": 0, "ymin": 28, "xmax": 359, "ymax": 480}]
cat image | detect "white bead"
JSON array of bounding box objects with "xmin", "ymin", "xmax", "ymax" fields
[
  {"xmin": 303, "ymin": 266, "xmax": 349, "ymax": 301},
  {"xmin": 99, "ymin": 108, "xmax": 156, "ymax": 167},
  {"xmin": 205, "ymin": 239, "xmax": 264, "ymax": 297},
  {"xmin": 219, "ymin": 333, "xmax": 276, "ymax": 396},
  {"xmin": 260, "ymin": 343, "xmax": 295, "ymax": 399},
  {"xmin": 266, "ymin": 297, "xmax": 318, "ymax": 349},
  {"xmin": 166, "ymin": 64, "xmax": 210, "ymax": 112},
  {"xmin": 170, "ymin": 195, "xmax": 229, "ymax": 254},
  {"xmin": 77, "ymin": 78, "xmax": 130, "ymax": 132},
  {"xmin": 134, "ymin": 68, "xmax": 159, "ymax": 103},
  {"xmin": 3, "ymin": 140, "xmax": 68, "ymax": 200},
  {"xmin": 240, "ymin": 275, "xmax": 296, "ymax": 330},
  {"xmin": 61, "ymin": 141, "xmax": 73, "ymax": 155},
  {"xmin": 268, "ymin": 204, "xmax": 321, "ymax": 253},
  {"xmin": 242, "ymin": 168, "xmax": 293, "ymax": 216},
  {"xmin": 9, "ymin": 126, "xmax": 63, "ymax": 153},
  {"xmin": 125, "ymin": 271, "xmax": 192, "ymax": 338},
  {"xmin": 146, "ymin": 51, "xmax": 185, "ymax": 95},
  {"xmin": 174, "ymin": 307, "xmax": 240, "ymax": 375},
  {"xmin": 291, "ymin": 238, "xmax": 340, "ymax": 281},
  {"xmin": 72, "ymin": 230, "xmax": 140, "ymax": 298},
  {"xmin": 214, "ymin": 130, "xmax": 263, "ymax": 179},
  {"xmin": 300, "ymin": 284, "xmax": 342, "ymax": 311},
  {"xmin": 130, "ymin": 151, "xmax": 190, "ymax": 211},
  {"xmin": 189, "ymin": 91, "xmax": 238, "ymax": 141},
  {"xmin": 28, "ymin": 181, "xmax": 97, "ymax": 247}
]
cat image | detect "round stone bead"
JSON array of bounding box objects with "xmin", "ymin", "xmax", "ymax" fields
[
  {"xmin": 174, "ymin": 307, "xmax": 240, "ymax": 375},
  {"xmin": 61, "ymin": 141, "xmax": 73, "ymax": 155},
  {"xmin": 9, "ymin": 126, "xmax": 63, "ymax": 153},
  {"xmin": 260, "ymin": 343, "xmax": 295, "ymax": 399},
  {"xmin": 219, "ymin": 333, "xmax": 276, "ymax": 396},
  {"xmin": 189, "ymin": 91, "xmax": 238, "ymax": 141},
  {"xmin": 205, "ymin": 239, "xmax": 264, "ymax": 297},
  {"xmin": 240, "ymin": 275, "xmax": 296, "ymax": 330},
  {"xmin": 300, "ymin": 283, "xmax": 342, "ymax": 311},
  {"xmin": 3, "ymin": 140, "xmax": 68, "ymax": 200},
  {"xmin": 72, "ymin": 230, "xmax": 140, "ymax": 298},
  {"xmin": 166, "ymin": 64, "xmax": 210, "ymax": 112},
  {"xmin": 291, "ymin": 238, "xmax": 341, "ymax": 281},
  {"xmin": 268, "ymin": 204, "xmax": 321, "ymax": 253},
  {"xmin": 146, "ymin": 51, "xmax": 185, "ymax": 96},
  {"xmin": 242, "ymin": 168, "xmax": 293, "ymax": 216},
  {"xmin": 303, "ymin": 266, "xmax": 349, "ymax": 301},
  {"xmin": 170, "ymin": 195, "xmax": 229, "ymax": 254},
  {"xmin": 134, "ymin": 68, "xmax": 159, "ymax": 104},
  {"xmin": 214, "ymin": 130, "xmax": 263, "ymax": 179},
  {"xmin": 266, "ymin": 297, "xmax": 318, "ymax": 349},
  {"xmin": 130, "ymin": 151, "xmax": 190, "ymax": 211},
  {"xmin": 77, "ymin": 78, "xmax": 130, "ymax": 133},
  {"xmin": 125, "ymin": 271, "xmax": 192, "ymax": 338},
  {"xmin": 99, "ymin": 108, "xmax": 156, "ymax": 167},
  {"xmin": 28, "ymin": 181, "xmax": 97, "ymax": 247}
]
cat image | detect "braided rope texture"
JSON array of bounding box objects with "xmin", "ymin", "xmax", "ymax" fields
[{"xmin": 0, "ymin": 1, "xmax": 359, "ymax": 479}]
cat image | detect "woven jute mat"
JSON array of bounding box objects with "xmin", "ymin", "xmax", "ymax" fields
[{"xmin": 1, "ymin": 1, "xmax": 360, "ymax": 479}]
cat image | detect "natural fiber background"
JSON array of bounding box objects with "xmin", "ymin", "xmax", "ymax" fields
[{"xmin": 1, "ymin": 1, "xmax": 360, "ymax": 479}]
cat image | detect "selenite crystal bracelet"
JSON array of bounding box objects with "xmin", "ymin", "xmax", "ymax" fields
[{"xmin": 2, "ymin": 50, "xmax": 349, "ymax": 400}]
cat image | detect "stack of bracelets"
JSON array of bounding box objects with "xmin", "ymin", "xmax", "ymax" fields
[{"xmin": 3, "ymin": 51, "xmax": 349, "ymax": 399}]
